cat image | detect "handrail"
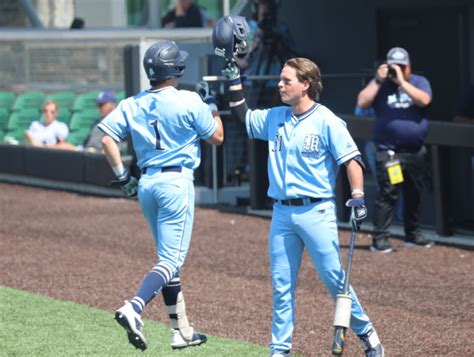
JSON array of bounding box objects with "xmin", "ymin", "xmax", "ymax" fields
[
  {"xmin": 340, "ymin": 115, "xmax": 474, "ymax": 148},
  {"xmin": 0, "ymin": 28, "xmax": 212, "ymax": 41}
]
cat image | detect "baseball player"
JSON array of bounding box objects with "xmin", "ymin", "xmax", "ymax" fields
[
  {"xmin": 98, "ymin": 40, "xmax": 223, "ymax": 351},
  {"xmin": 213, "ymin": 16, "xmax": 383, "ymax": 357}
]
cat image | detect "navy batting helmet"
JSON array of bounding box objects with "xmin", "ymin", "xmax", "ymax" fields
[
  {"xmin": 212, "ymin": 15, "xmax": 250, "ymax": 60},
  {"xmin": 143, "ymin": 40, "xmax": 188, "ymax": 82}
]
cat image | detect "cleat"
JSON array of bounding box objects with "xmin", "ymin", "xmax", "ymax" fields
[
  {"xmin": 404, "ymin": 237, "xmax": 434, "ymax": 248},
  {"xmin": 370, "ymin": 238, "xmax": 395, "ymax": 253},
  {"xmin": 271, "ymin": 350, "xmax": 291, "ymax": 356},
  {"xmin": 115, "ymin": 301, "xmax": 147, "ymax": 351},
  {"xmin": 358, "ymin": 329, "xmax": 384, "ymax": 357},
  {"xmin": 170, "ymin": 329, "xmax": 207, "ymax": 349}
]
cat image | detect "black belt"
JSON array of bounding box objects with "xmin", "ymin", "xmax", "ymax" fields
[
  {"xmin": 141, "ymin": 166, "xmax": 182, "ymax": 174},
  {"xmin": 274, "ymin": 197, "xmax": 322, "ymax": 206}
]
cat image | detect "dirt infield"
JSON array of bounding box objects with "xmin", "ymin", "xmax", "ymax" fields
[{"xmin": 0, "ymin": 182, "xmax": 473, "ymax": 356}]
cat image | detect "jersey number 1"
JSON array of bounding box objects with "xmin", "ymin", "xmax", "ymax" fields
[{"xmin": 150, "ymin": 120, "xmax": 165, "ymax": 150}]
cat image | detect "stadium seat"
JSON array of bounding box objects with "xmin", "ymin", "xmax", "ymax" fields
[
  {"xmin": 115, "ymin": 90, "xmax": 126, "ymax": 103},
  {"xmin": 72, "ymin": 91, "xmax": 100, "ymax": 111},
  {"xmin": 0, "ymin": 107, "xmax": 10, "ymax": 140},
  {"xmin": 0, "ymin": 91, "xmax": 16, "ymax": 111},
  {"xmin": 68, "ymin": 108, "xmax": 99, "ymax": 131},
  {"xmin": 46, "ymin": 91, "xmax": 76, "ymax": 110},
  {"xmin": 56, "ymin": 108, "xmax": 72, "ymax": 125},
  {"xmin": 67, "ymin": 108, "xmax": 100, "ymax": 146},
  {"xmin": 67, "ymin": 127, "xmax": 92, "ymax": 146},
  {"xmin": 11, "ymin": 91, "xmax": 45, "ymax": 111},
  {"xmin": 3, "ymin": 108, "xmax": 40, "ymax": 143}
]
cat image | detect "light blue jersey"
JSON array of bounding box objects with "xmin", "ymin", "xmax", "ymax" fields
[
  {"xmin": 98, "ymin": 84, "xmax": 218, "ymax": 294},
  {"xmin": 246, "ymin": 103, "xmax": 360, "ymax": 200},
  {"xmin": 245, "ymin": 102, "xmax": 372, "ymax": 355},
  {"xmin": 98, "ymin": 86, "xmax": 217, "ymax": 170}
]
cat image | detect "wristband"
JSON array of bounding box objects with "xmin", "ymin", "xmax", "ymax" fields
[
  {"xmin": 112, "ymin": 164, "xmax": 126, "ymax": 177},
  {"xmin": 351, "ymin": 188, "xmax": 364, "ymax": 196},
  {"xmin": 229, "ymin": 89, "xmax": 245, "ymax": 102},
  {"xmin": 228, "ymin": 77, "xmax": 242, "ymax": 86}
]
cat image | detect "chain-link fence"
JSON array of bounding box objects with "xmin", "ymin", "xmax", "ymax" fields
[{"xmin": 0, "ymin": 29, "xmax": 212, "ymax": 93}]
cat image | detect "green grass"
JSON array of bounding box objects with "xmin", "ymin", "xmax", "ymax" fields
[{"xmin": 0, "ymin": 286, "xmax": 269, "ymax": 356}]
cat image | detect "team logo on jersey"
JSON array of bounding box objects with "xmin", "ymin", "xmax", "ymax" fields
[{"xmin": 301, "ymin": 134, "xmax": 320, "ymax": 158}]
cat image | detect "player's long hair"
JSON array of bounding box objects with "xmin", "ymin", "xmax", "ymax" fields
[{"xmin": 284, "ymin": 57, "xmax": 323, "ymax": 101}]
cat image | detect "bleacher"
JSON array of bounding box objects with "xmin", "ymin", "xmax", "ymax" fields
[{"xmin": 0, "ymin": 90, "xmax": 126, "ymax": 146}]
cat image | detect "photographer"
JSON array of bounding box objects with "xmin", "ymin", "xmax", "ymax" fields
[{"xmin": 357, "ymin": 47, "xmax": 434, "ymax": 253}]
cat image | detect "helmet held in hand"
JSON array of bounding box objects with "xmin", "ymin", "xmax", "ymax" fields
[{"xmin": 212, "ymin": 15, "xmax": 250, "ymax": 60}]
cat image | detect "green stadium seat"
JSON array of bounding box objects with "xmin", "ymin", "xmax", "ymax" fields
[
  {"xmin": 46, "ymin": 91, "xmax": 76, "ymax": 110},
  {"xmin": 0, "ymin": 108, "xmax": 10, "ymax": 140},
  {"xmin": 115, "ymin": 90, "xmax": 126, "ymax": 103},
  {"xmin": 56, "ymin": 108, "xmax": 72, "ymax": 125},
  {"xmin": 3, "ymin": 108, "xmax": 40, "ymax": 143},
  {"xmin": 67, "ymin": 108, "xmax": 100, "ymax": 146},
  {"xmin": 72, "ymin": 91, "xmax": 100, "ymax": 111},
  {"xmin": 0, "ymin": 91, "xmax": 16, "ymax": 111},
  {"xmin": 11, "ymin": 91, "xmax": 45, "ymax": 111},
  {"xmin": 67, "ymin": 127, "xmax": 92, "ymax": 146},
  {"xmin": 0, "ymin": 107, "xmax": 9, "ymax": 129},
  {"xmin": 68, "ymin": 108, "xmax": 99, "ymax": 131}
]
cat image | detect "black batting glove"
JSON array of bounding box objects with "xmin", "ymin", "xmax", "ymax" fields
[
  {"xmin": 110, "ymin": 171, "xmax": 138, "ymax": 197},
  {"xmin": 345, "ymin": 198, "xmax": 368, "ymax": 230}
]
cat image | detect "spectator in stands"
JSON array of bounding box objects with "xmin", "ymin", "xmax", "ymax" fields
[
  {"xmin": 24, "ymin": 100, "xmax": 69, "ymax": 149},
  {"xmin": 70, "ymin": 17, "xmax": 85, "ymax": 29},
  {"xmin": 162, "ymin": 0, "xmax": 204, "ymax": 28},
  {"xmin": 60, "ymin": 91, "xmax": 126, "ymax": 153},
  {"xmin": 81, "ymin": 91, "xmax": 118, "ymax": 152},
  {"xmin": 200, "ymin": 5, "xmax": 215, "ymax": 27}
]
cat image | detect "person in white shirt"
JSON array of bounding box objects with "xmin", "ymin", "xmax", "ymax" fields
[{"xmin": 24, "ymin": 100, "xmax": 69, "ymax": 148}]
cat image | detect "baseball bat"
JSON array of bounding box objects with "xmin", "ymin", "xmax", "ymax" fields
[{"xmin": 331, "ymin": 219, "xmax": 358, "ymax": 355}]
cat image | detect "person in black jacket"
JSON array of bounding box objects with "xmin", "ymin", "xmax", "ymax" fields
[{"xmin": 162, "ymin": 0, "xmax": 203, "ymax": 28}]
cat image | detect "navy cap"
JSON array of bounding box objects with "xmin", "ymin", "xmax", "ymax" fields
[{"xmin": 96, "ymin": 91, "xmax": 117, "ymax": 105}]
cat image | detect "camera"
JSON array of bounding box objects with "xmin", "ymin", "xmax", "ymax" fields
[{"xmin": 387, "ymin": 65, "xmax": 397, "ymax": 78}]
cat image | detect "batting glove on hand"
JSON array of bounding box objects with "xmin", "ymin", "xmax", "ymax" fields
[
  {"xmin": 346, "ymin": 198, "xmax": 368, "ymax": 230},
  {"xmin": 221, "ymin": 59, "xmax": 241, "ymax": 81},
  {"xmin": 196, "ymin": 81, "xmax": 218, "ymax": 111},
  {"xmin": 111, "ymin": 171, "xmax": 138, "ymax": 197}
]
